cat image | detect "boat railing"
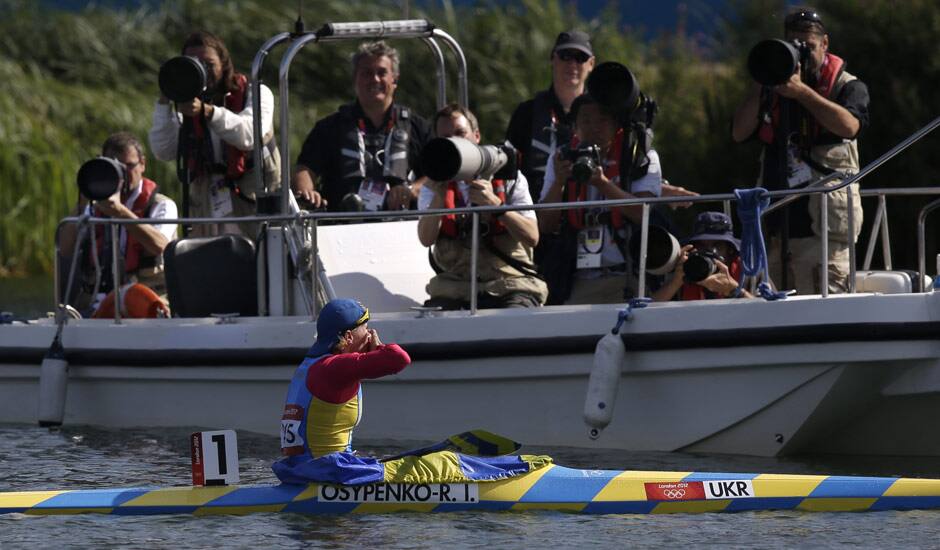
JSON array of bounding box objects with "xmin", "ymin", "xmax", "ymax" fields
[
  {"xmin": 245, "ymin": 19, "xmax": 467, "ymax": 316},
  {"xmin": 53, "ymin": 182, "xmax": 940, "ymax": 322}
]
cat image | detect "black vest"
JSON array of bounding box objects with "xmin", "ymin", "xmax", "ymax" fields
[
  {"xmin": 525, "ymin": 90, "xmax": 573, "ymax": 199},
  {"xmin": 337, "ymin": 104, "xmax": 412, "ymax": 202}
]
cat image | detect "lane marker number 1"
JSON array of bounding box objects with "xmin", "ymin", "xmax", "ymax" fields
[{"xmin": 191, "ymin": 429, "xmax": 240, "ymax": 486}]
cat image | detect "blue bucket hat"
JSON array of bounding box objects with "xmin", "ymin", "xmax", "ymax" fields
[
  {"xmin": 307, "ymin": 299, "xmax": 370, "ymax": 357},
  {"xmin": 685, "ymin": 212, "xmax": 740, "ymax": 252}
]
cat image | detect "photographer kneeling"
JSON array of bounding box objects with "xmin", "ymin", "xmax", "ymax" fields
[
  {"xmin": 417, "ymin": 104, "xmax": 548, "ymax": 309},
  {"xmin": 60, "ymin": 132, "xmax": 178, "ymax": 317},
  {"xmin": 652, "ymin": 212, "xmax": 753, "ymax": 302}
]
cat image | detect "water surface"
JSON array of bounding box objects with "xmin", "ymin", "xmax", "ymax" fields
[{"xmin": 2, "ymin": 425, "xmax": 939, "ymax": 548}]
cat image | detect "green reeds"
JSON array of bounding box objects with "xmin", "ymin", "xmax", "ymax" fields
[{"xmin": 3, "ymin": 0, "xmax": 936, "ymax": 277}]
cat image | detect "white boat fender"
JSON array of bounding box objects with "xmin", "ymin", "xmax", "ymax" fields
[
  {"xmin": 38, "ymin": 215, "xmax": 90, "ymax": 428},
  {"xmin": 584, "ymin": 332, "xmax": 626, "ymax": 439},
  {"xmin": 191, "ymin": 430, "xmax": 240, "ymax": 486},
  {"xmin": 37, "ymin": 335, "xmax": 68, "ymax": 427},
  {"xmin": 583, "ymin": 299, "xmax": 647, "ymax": 439}
]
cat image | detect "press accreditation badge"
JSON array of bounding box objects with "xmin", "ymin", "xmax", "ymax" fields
[
  {"xmin": 209, "ymin": 178, "xmax": 234, "ymax": 217},
  {"xmin": 358, "ymin": 178, "xmax": 388, "ymax": 211},
  {"xmin": 577, "ymin": 225, "xmax": 604, "ymax": 269},
  {"xmin": 786, "ymin": 144, "xmax": 813, "ymax": 188}
]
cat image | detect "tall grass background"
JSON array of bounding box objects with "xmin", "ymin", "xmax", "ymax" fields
[{"xmin": 1, "ymin": 0, "xmax": 938, "ymax": 277}]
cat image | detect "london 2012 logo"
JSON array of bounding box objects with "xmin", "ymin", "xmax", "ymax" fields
[
  {"xmin": 644, "ymin": 480, "xmax": 755, "ymax": 501},
  {"xmin": 662, "ymin": 488, "xmax": 686, "ymax": 499}
]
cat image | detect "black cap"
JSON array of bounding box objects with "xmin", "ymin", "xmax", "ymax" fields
[{"xmin": 553, "ymin": 30, "xmax": 593, "ymax": 57}]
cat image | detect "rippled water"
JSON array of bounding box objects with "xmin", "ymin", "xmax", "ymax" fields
[{"xmin": 2, "ymin": 425, "xmax": 940, "ymax": 548}]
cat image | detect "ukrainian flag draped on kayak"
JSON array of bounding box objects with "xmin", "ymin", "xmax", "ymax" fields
[{"xmin": 272, "ymin": 451, "xmax": 552, "ymax": 485}]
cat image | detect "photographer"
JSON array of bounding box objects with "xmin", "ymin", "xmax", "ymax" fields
[
  {"xmin": 149, "ymin": 31, "xmax": 279, "ymax": 238},
  {"xmin": 417, "ymin": 104, "xmax": 547, "ymax": 309},
  {"xmin": 652, "ymin": 212, "xmax": 753, "ymax": 302},
  {"xmin": 505, "ymin": 30, "xmax": 595, "ymax": 203},
  {"xmin": 732, "ymin": 9, "xmax": 869, "ymax": 294},
  {"xmin": 292, "ymin": 41, "xmax": 431, "ymax": 213},
  {"xmin": 60, "ymin": 132, "xmax": 178, "ymax": 316},
  {"xmin": 538, "ymin": 93, "xmax": 664, "ymax": 305}
]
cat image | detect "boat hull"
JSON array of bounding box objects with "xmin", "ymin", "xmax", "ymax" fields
[
  {"xmin": 3, "ymin": 292, "xmax": 940, "ymax": 457},
  {"xmin": 4, "ymin": 465, "xmax": 940, "ymax": 516}
]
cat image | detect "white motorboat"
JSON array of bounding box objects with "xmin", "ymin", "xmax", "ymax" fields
[{"xmin": 3, "ymin": 19, "xmax": 940, "ymax": 458}]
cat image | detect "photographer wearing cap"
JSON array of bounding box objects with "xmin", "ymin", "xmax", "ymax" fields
[
  {"xmin": 291, "ymin": 41, "xmax": 432, "ymax": 214},
  {"xmin": 652, "ymin": 212, "xmax": 753, "ymax": 302},
  {"xmin": 505, "ymin": 30, "xmax": 595, "ymax": 203},
  {"xmin": 538, "ymin": 92, "xmax": 665, "ymax": 305},
  {"xmin": 732, "ymin": 9, "xmax": 869, "ymax": 294},
  {"xmin": 417, "ymin": 104, "xmax": 547, "ymax": 309},
  {"xmin": 61, "ymin": 132, "xmax": 178, "ymax": 315},
  {"xmin": 149, "ymin": 31, "xmax": 279, "ymax": 238}
]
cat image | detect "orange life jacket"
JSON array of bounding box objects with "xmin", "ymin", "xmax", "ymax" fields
[
  {"xmin": 439, "ymin": 180, "xmax": 508, "ymax": 238},
  {"xmin": 94, "ymin": 177, "xmax": 159, "ymax": 273}
]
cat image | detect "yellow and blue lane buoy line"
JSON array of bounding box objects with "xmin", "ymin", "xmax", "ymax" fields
[{"xmin": 4, "ymin": 465, "xmax": 940, "ymax": 516}]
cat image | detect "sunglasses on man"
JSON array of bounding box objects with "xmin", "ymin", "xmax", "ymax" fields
[{"xmin": 556, "ymin": 49, "xmax": 591, "ymax": 64}]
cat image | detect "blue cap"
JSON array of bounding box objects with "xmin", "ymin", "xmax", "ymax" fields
[
  {"xmin": 307, "ymin": 299, "xmax": 370, "ymax": 357},
  {"xmin": 685, "ymin": 211, "xmax": 740, "ymax": 252}
]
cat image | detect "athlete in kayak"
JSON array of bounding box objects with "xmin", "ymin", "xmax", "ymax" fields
[
  {"xmin": 277, "ymin": 298, "xmax": 410, "ymax": 462},
  {"xmin": 272, "ymin": 298, "xmax": 549, "ymax": 485}
]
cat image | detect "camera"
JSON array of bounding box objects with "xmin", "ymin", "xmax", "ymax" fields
[
  {"xmin": 421, "ymin": 137, "xmax": 516, "ymax": 182},
  {"xmin": 158, "ymin": 55, "xmax": 209, "ymax": 103},
  {"xmin": 747, "ymin": 38, "xmax": 811, "ymax": 87},
  {"xmin": 76, "ymin": 157, "xmax": 129, "ymax": 202},
  {"xmin": 683, "ymin": 249, "xmax": 725, "ymax": 283},
  {"xmin": 559, "ymin": 144, "xmax": 601, "ymax": 184}
]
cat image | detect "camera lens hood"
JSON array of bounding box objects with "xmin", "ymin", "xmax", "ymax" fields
[
  {"xmin": 421, "ymin": 137, "xmax": 509, "ymax": 182},
  {"xmin": 77, "ymin": 157, "xmax": 125, "ymax": 202},
  {"xmin": 159, "ymin": 55, "xmax": 208, "ymax": 103},
  {"xmin": 629, "ymin": 225, "xmax": 681, "ymax": 275},
  {"xmin": 587, "ymin": 62, "xmax": 640, "ymax": 117},
  {"xmin": 747, "ymin": 39, "xmax": 800, "ymax": 87}
]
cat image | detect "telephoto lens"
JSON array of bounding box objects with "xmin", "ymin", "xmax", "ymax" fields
[
  {"xmin": 158, "ymin": 56, "xmax": 209, "ymax": 103},
  {"xmin": 76, "ymin": 157, "xmax": 126, "ymax": 202},
  {"xmin": 747, "ymin": 39, "xmax": 802, "ymax": 86}
]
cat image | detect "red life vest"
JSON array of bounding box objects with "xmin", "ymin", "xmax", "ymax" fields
[
  {"xmin": 188, "ymin": 73, "xmax": 250, "ymax": 181},
  {"xmin": 679, "ymin": 256, "xmax": 743, "ymax": 300},
  {"xmin": 94, "ymin": 177, "xmax": 159, "ymax": 273},
  {"xmin": 757, "ymin": 53, "xmax": 845, "ymax": 145},
  {"xmin": 565, "ymin": 128, "xmax": 628, "ymax": 230},
  {"xmin": 439, "ymin": 180, "xmax": 508, "ymax": 238}
]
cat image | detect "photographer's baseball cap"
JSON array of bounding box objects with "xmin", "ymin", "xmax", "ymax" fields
[
  {"xmin": 553, "ymin": 30, "xmax": 593, "ymax": 57},
  {"xmin": 686, "ymin": 212, "xmax": 740, "ymax": 252},
  {"xmin": 306, "ymin": 298, "xmax": 370, "ymax": 357}
]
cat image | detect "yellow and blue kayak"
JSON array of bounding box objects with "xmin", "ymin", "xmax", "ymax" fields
[{"xmin": 4, "ymin": 465, "xmax": 940, "ymax": 516}]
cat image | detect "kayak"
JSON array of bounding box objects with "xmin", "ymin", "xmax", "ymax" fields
[{"xmin": 4, "ymin": 464, "xmax": 940, "ymax": 516}]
